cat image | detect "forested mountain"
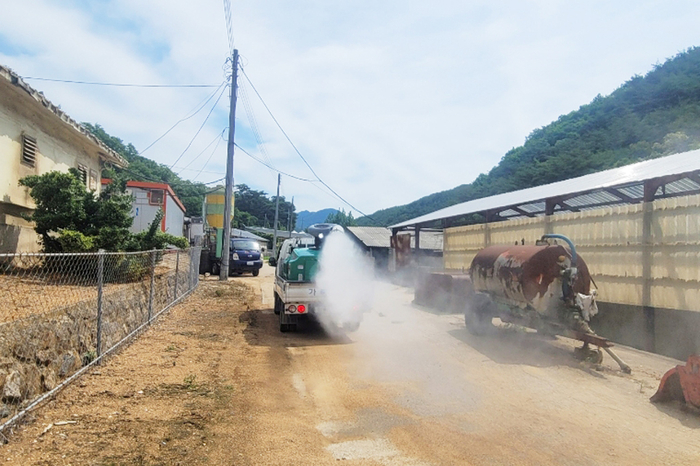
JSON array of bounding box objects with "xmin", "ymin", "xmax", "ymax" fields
[
  {"xmin": 85, "ymin": 123, "xmax": 208, "ymax": 215},
  {"xmin": 357, "ymin": 47, "xmax": 700, "ymax": 226},
  {"xmin": 295, "ymin": 209, "xmax": 338, "ymax": 230},
  {"xmin": 87, "ymin": 124, "xmax": 296, "ymax": 227}
]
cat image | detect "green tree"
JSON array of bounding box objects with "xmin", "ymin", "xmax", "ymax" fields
[
  {"xmin": 20, "ymin": 169, "xmax": 133, "ymax": 252},
  {"xmin": 84, "ymin": 123, "xmax": 208, "ymax": 216},
  {"xmin": 19, "ymin": 169, "xmax": 186, "ymax": 252},
  {"xmin": 325, "ymin": 208, "xmax": 357, "ymax": 227}
]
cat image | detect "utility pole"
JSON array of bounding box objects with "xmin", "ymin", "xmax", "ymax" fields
[
  {"xmin": 220, "ymin": 49, "xmax": 239, "ymax": 280},
  {"xmin": 287, "ymin": 196, "xmax": 294, "ymax": 236},
  {"xmin": 272, "ymin": 173, "xmax": 281, "ymax": 258}
]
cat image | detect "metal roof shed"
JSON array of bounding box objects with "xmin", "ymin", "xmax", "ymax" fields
[{"xmin": 391, "ymin": 150, "xmax": 700, "ymax": 232}]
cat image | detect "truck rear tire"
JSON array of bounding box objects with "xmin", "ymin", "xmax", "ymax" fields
[
  {"xmin": 274, "ymin": 293, "xmax": 281, "ymax": 315},
  {"xmin": 465, "ymin": 293, "xmax": 496, "ymax": 336}
]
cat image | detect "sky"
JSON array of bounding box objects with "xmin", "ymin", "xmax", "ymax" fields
[{"xmin": 1, "ymin": 0, "xmax": 699, "ymax": 219}]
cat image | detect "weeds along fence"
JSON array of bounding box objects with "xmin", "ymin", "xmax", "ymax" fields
[{"xmin": 0, "ymin": 247, "xmax": 201, "ymax": 436}]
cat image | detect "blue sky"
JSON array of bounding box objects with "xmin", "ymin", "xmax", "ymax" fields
[{"xmin": 1, "ymin": 0, "xmax": 700, "ymax": 219}]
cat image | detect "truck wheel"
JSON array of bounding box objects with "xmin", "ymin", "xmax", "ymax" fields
[
  {"xmin": 465, "ymin": 293, "xmax": 495, "ymax": 336},
  {"xmin": 252, "ymin": 269, "xmax": 260, "ymax": 277},
  {"xmin": 279, "ymin": 306, "xmax": 289, "ymax": 332},
  {"xmin": 211, "ymin": 262, "xmax": 220, "ymax": 276},
  {"xmin": 273, "ymin": 293, "xmax": 281, "ymax": 315}
]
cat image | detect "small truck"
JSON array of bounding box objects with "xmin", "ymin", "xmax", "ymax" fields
[{"xmin": 272, "ymin": 223, "xmax": 364, "ymax": 332}]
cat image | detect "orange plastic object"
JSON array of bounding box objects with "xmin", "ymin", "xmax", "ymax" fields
[{"xmin": 650, "ymin": 355, "xmax": 700, "ymax": 408}]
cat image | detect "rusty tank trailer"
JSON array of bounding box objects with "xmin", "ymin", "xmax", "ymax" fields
[{"xmin": 466, "ymin": 234, "xmax": 631, "ymax": 373}]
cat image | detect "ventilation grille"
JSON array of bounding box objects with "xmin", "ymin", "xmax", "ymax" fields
[
  {"xmin": 21, "ymin": 134, "xmax": 37, "ymax": 167},
  {"xmin": 77, "ymin": 164, "xmax": 88, "ymax": 184}
]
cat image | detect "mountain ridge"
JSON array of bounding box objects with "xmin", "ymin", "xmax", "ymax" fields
[{"xmin": 357, "ymin": 47, "xmax": 700, "ymax": 227}]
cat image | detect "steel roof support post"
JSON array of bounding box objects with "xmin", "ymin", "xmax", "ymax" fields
[
  {"xmin": 544, "ymin": 198, "xmax": 558, "ymax": 235},
  {"xmin": 642, "ymin": 180, "xmax": 658, "ymax": 353}
]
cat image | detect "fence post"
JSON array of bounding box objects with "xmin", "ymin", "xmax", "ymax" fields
[
  {"xmin": 174, "ymin": 249, "xmax": 180, "ymax": 300},
  {"xmin": 96, "ymin": 249, "xmax": 105, "ymax": 361},
  {"xmin": 148, "ymin": 250, "xmax": 156, "ymax": 321}
]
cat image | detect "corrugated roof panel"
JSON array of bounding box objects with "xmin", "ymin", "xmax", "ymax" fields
[
  {"xmin": 391, "ymin": 150, "xmax": 700, "ymax": 229},
  {"xmin": 565, "ymin": 190, "xmax": 620, "ymax": 208},
  {"xmin": 499, "ymin": 209, "xmax": 521, "ymax": 217},
  {"xmin": 519, "ymin": 202, "xmax": 546, "ymax": 213},
  {"xmin": 346, "ymin": 226, "xmax": 392, "ymax": 248},
  {"xmin": 665, "ymin": 178, "xmax": 700, "ymax": 194},
  {"xmin": 616, "ymin": 184, "xmax": 644, "ymax": 199}
]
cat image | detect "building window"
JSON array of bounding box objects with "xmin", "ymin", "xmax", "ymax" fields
[
  {"xmin": 149, "ymin": 189, "xmax": 164, "ymax": 205},
  {"xmin": 21, "ymin": 134, "xmax": 37, "ymax": 167},
  {"xmin": 77, "ymin": 164, "xmax": 88, "ymax": 185}
]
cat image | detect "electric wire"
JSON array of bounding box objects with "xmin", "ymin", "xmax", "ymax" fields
[
  {"xmin": 233, "ymin": 143, "xmax": 317, "ymax": 182},
  {"xmin": 239, "ymin": 79, "xmax": 273, "ymax": 167},
  {"xmin": 168, "ymin": 83, "xmax": 228, "ymax": 169},
  {"xmin": 140, "ymin": 81, "xmax": 226, "ymax": 155},
  {"xmin": 192, "ymin": 130, "xmax": 227, "ymax": 182},
  {"xmin": 222, "ymin": 0, "xmax": 235, "ymax": 55},
  {"xmin": 172, "ymin": 167, "xmax": 224, "ymax": 175},
  {"xmin": 23, "ymin": 77, "xmax": 219, "ymax": 87},
  {"xmin": 239, "ymin": 66, "xmax": 375, "ymax": 222},
  {"xmin": 177, "ymin": 128, "xmax": 226, "ymax": 174},
  {"xmin": 203, "ymin": 176, "xmax": 225, "ymax": 185}
]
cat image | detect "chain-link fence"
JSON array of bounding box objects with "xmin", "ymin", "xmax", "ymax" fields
[{"xmin": 0, "ymin": 247, "xmax": 200, "ymax": 436}]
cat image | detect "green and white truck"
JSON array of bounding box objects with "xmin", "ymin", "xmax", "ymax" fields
[{"xmin": 272, "ymin": 223, "xmax": 365, "ymax": 332}]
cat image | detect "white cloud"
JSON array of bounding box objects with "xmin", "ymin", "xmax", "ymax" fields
[{"xmin": 1, "ymin": 0, "xmax": 700, "ymax": 217}]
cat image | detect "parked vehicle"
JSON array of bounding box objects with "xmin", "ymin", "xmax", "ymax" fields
[
  {"xmin": 200, "ymin": 228, "xmax": 262, "ymax": 276},
  {"xmin": 465, "ymin": 234, "xmax": 631, "ymax": 373},
  {"xmin": 229, "ymin": 239, "xmax": 263, "ymax": 276}
]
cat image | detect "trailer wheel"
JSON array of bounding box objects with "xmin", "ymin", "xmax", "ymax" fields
[{"xmin": 465, "ymin": 293, "xmax": 495, "ymax": 336}]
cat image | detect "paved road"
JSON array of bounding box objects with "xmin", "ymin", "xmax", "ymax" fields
[{"xmin": 4, "ymin": 263, "xmax": 699, "ymax": 465}]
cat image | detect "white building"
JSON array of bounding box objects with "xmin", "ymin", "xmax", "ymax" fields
[
  {"xmin": 0, "ymin": 64, "xmax": 127, "ymax": 252},
  {"xmin": 102, "ymin": 180, "xmax": 186, "ymax": 237}
]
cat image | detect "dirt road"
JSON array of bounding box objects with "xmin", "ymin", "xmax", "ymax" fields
[{"xmin": 3, "ymin": 264, "xmax": 699, "ymax": 465}]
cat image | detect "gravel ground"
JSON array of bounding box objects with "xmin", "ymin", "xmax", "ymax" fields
[{"xmin": 1, "ymin": 263, "xmax": 699, "ymax": 465}]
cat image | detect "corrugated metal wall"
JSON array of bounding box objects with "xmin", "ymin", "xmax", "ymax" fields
[{"xmin": 444, "ymin": 194, "xmax": 700, "ymax": 313}]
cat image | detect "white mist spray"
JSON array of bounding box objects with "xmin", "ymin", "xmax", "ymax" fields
[{"xmin": 315, "ymin": 232, "xmax": 375, "ymax": 332}]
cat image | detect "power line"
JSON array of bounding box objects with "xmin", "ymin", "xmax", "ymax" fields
[
  {"xmin": 239, "ymin": 79, "xmax": 273, "ymax": 167},
  {"xmin": 203, "ymin": 177, "xmax": 226, "ymax": 185},
  {"xmin": 222, "ymin": 0, "xmax": 235, "ymax": 55},
  {"xmin": 233, "ymin": 143, "xmax": 317, "ymax": 182},
  {"xmin": 23, "ymin": 77, "xmax": 220, "ymax": 88},
  {"xmin": 169, "ymin": 83, "xmax": 228, "ymax": 169},
  {"xmin": 172, "ymin": 166, "xmax": 225, "ymax": 175},
  {"xmin": 140, "ymin": 81, "xmax": 227, "ymax": 155},
  {"xmin": 239, "ymin": 66, "xmax": 375, "ymax": 221},
  {"xmin": 193, "ymin": 130, "xmax": 227, "ymax": 182},
  {"xmin": 177, "ymin": 128, "xmax": 226, "ymax": 174}
]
